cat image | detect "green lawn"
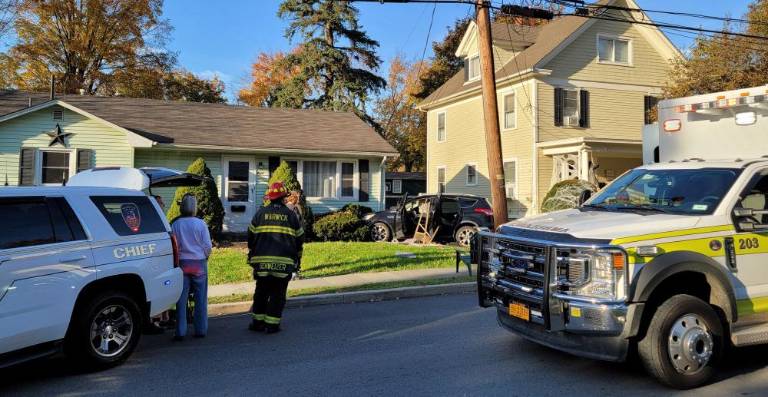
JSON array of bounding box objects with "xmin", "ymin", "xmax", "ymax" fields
[{"xmin": 208, "ymin": 242, "xmax": 461, "ymax": 285}]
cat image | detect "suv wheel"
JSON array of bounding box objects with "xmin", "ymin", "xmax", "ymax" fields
[
  {"xmin": 371, "ymin": 222, "xmax": 392, "ymax": 242},
  {"xmin": 66, "ymin": 291, "xmax": 142, "ymax": 369},
  {"xmin": 638, "ymin": 294, "xmax": 723, "ymax": 389},
  {"xmin": 454, "ymin": 225, "xmax": 477, "ymax": 247}
]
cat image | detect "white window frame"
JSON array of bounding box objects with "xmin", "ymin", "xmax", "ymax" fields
[
  {"xmin": 36, "ymin": 148, "xmax": 76, "ymax": 186},
  {"xmin": 562, "ymin": 88, "xmax": 581, "ymax": 127},
  {"xmin": 502, "ymin": 92, "xmax": 517, "ymax": 130},
  {"xmin": 436, "ymin": 166, "xmax": 447, "ymax": 194},
  {"xmin": 597, "ymin": 34, "xmax": 632, "ymax": 66},
  {"xmin": 465, "ymin": 163, "xmax": 478, "ymax": 186},
  {"xmin": 436, "ymin": 111, "xmax": 447, "ymax": 143},
  {"xmin": 467, "ymin": 54, "xmax": 481, "ymax": 82},
  {"xmin": 503, "ymin": 158, "xmax": 519, "ymax": 200},
  {"xmin": 392, "ymin": 179, "xmax": 402, "ymax": 194},
  {"xmin": 283, "ymin": 158, "xmax": 359, "ymax": 201}
]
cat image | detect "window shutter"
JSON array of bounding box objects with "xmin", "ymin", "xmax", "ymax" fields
[
  {"xmin": 579, "ymin": 90, "xmax": 590, "ymax": 128},
  {"xmin": 76, "ymin": 149, "xmax": 93, "ymax": 173},
  {"xmin": 358, "ymin": 159, "xmax": 370, "ymax": 202},
  {"xmin": 463, "ymin": 58, "xmax": 469, "ymax": 82},
  {"xmin": 18, "ymin": 148, "xmax": 36, "ymax": 186},
  {"xmin": 268, "ymin": 156, "xmax": 280, "ymax": 176},
  {"xmin": 554, "ymin": 88, "xmax": 564, "ymax": 127}
]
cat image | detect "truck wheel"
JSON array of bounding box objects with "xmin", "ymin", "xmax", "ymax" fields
[
  {"xmin": 455, "ymin": 225, "xmax": 477, "ymax": 247},
  {"xmin": 638, "ymin": 294, "xmax": 724, "ymax": 389},
  {"xmin": 66, "ymin": 291, "xmax": 143, "ymax": 370},
  {"xmin": 371, "ymin": 222, "xmax": 392, "ymax": 242}
]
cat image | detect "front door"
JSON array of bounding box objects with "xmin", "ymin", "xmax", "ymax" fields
[{"xmin": 223, "ymin": 157, "xmax": 256, "ymax": 232}]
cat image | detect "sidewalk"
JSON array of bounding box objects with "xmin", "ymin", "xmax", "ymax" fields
[{"xmin": 208, "ymin": 265, "xmax": 476, "ymax": 298}]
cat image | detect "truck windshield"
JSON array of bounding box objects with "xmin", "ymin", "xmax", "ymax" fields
[{"xmin": 586, "ymin": 168, "xmax": 741, "ymax": 215}]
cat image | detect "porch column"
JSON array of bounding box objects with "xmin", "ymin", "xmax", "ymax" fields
[{"xmin": 578, "ymin": 145, "xmax": 590, "ymax": 181}]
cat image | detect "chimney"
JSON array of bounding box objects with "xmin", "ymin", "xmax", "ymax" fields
[{"xmin": 49, "ymin": 75, "xmax": 55, "ymax": 100}]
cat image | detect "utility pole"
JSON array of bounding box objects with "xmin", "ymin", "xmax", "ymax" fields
[{"xmin": 476, "ymin": 0, "xmax": 508, "ymax": 227}]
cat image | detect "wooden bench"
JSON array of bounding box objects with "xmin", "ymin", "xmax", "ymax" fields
[{"xmin": 455, "ymin": 250, "xmax": 473, "ymax": 276}]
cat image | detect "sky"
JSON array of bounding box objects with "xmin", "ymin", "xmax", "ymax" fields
[{"xmin": 163, "ymin": 0, "xmax": 754, "ymax": 101}]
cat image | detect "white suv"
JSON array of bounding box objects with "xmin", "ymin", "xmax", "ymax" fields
[{"xmin": 0, "ymin": 167, "xmax": 198, "ymax": 369}]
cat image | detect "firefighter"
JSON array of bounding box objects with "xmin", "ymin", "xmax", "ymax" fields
[{"xmin": 248, "ymin": 181, "xmax": 304, "ymax": 333}]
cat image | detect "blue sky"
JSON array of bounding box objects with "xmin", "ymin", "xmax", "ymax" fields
[{"xmin": 163, "ymin": 0, "xmax": 754, "ymax": 101}]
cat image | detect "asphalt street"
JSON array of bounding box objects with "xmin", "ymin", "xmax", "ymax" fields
[{"xmin": 2, "ymin": 293, "xmax": 768, "ymax": 396}]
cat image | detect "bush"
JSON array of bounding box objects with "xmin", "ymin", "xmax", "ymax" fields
[
  {"xmin": 166, "ymin": 158, "xmax": 226, "ymax": 240},
  {"xmin": 541, "ymin": 179, "xmax": 598, "ymax": 213},
  {"xmin": 313, "ymin": 210, "xmax": 371, "ymax": 242},
  {"xmin": 267, "ymin": 160, "xmax": 315, "ymax": 240},
  {"xmin": 340, "ymin": 203, "xmax": 373, "ymax": 218}
]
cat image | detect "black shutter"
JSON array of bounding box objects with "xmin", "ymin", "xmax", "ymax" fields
[
  {"xmin": 579, "ymin": 90, "xmax": 590, "ymax": 128},
  {"xmin": 463, "ymin": 58, "xmax": 469, "ymax": 82},
  {"xmin": 18, "ymin": 148, "xmax": 36, "ymax": 186},
  {"xmin": 358, "ymin": 159, "xmax": 370, "ymax": 202},
  {"xmin": 268, "ymin": 156, "xmax": 280, "ymax": 176},
  {"xmin": 644, "ymin": 95, "xmax": 658, "ymax": 125},
  {"xmin": 76, "ymin": 149, "xmax": 93, "ymax": 173},
  {"xmin": 554, "ymin": 88, "xmax": 564, "ymax": 127}
]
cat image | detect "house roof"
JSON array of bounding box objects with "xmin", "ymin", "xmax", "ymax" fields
[{"xmin": 0, "ymin": 91, "xmax": 398, "ymax": 156}]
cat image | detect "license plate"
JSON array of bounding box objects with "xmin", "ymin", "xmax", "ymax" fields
[{"xmin": 508, "ymin": 302, "xmax": 530, "ymax": 321}]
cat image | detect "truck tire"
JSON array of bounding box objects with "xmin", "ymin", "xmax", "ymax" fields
[
  {"xmin": 65, "ymin": 291, "xmax": 143, "ymax": 370},
  {"xmin": 638, "ymin": 294, "xmax": 724, "ymax": 389}
]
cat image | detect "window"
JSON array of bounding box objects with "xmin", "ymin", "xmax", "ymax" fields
[
  {"xmin": 564, "ymin": 89, "xmax": 579, "ymax": 121},
  {"xmin": 555, "ymin": 88, "xmax": 589, "ymax": 128},
  {"xmin": 41, "ymin": 151, "xmax": 71, "ymax": 185},
  {"xmin": 392, "ymin": 179, "xmax": 402, "ymax": 194},
  {"xmin": 467, "ymin": 55, "xmax": 481, "ymax": 81},
  {"xmin": 0, "ymin": 200, "xmax": 55, "ymax": 249},
  {"xmin": 437, "ymin": 112, "xmax": 446, "ymax": 142},
  {"xmin": 286, "ymin": 160, "xmax": 299, "ymax": 179},
  {"xmin": 341, "ymin": 162, "xmax": 354, "ymax": 198},
  {"xmin": 740, "ymin": 170, "xmax": 768, "ymax": 224},
  {"xmin": 91, "ymin": 196, "xmax": 167, "ymax": 236},
  {"xmin": 53, "ymin": 110, "xmax": 63, "ymax": 120},
  {"xmin": 644, "ymin": 96, "xmax": 659, "ymax": 125},
  {"xmin": 48, "ymin": 197, "xmax": 87, "ymax": 242},
  {"xmin": 227, "ymin": 161, "xmax": 250, "ymax": 202},
  {"xmin": 437, "ymin": 167, "xmax": 446, "ymax": 194},
  {"xmin": 466, "ymin": 164, "xmax": 477, "ymax": 186},
  {"xmin": 504, "ymin": 160, "xmax": 517, "ymax": 199},
  {"xmin": 459, "ymin": 197, "xmax": 479, "ymax": 208},
  {"xmin": 503, "ymin": 93, "xmax": 516, "ymax": 129},
  {"xmin": 598, "ymin": 36, "xmax": 630, "ymax": 64},
  {"xmin": 304, "ymin": 161, "xmax": 337, "ymax": 198}
]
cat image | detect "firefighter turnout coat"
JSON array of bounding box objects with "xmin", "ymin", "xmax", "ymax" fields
[{"xmin": 247, "ymin": 202, "xmax": 304, "ymax": 277}]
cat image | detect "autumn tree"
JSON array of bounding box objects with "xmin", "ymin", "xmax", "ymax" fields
[
  {"xmin": 413, "ymin": 17, "xmax": 471, "ymax": 100},
  {"xmin": 5, "ymin": 0, "xmax": 172, "ymax": 95},
  {"xmin": 238, "ymin": 49, "xmax": 303, "ymax": 107},
  {"xmin": 374, "ymin": 56, "xmax": 427, "ymax": 172},
  {"xmin": 275, "ymin": 0, "xmax": 385, "ymax": 125}
]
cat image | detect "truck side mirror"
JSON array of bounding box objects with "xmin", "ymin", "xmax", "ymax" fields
[
  {"xmin": 578, "ymin": 189, "xmax": 592, "ymax": 206},
  {"xmin": 733, "ymin": 207, "xmax": 768, "ymax": 231}
]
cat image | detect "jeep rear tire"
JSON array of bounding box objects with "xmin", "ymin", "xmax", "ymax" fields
[
  {"xmin": 638, "ymin": 294, "xmax": 724, "ymax": 389},
  {"xmin": 454, "ymin": 225, "xmax": 477, "ymax": 247},
  {"xmin": 66, "ymin": 291, "xmax": 143, "ymax": 370}
]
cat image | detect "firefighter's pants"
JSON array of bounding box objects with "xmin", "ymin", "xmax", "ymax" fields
[{"xmin": 251, "ymin": 274, "xmax": 290, "ymax": 325}]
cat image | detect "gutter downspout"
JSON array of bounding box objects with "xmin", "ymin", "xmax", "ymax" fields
[{"xmin": 531, "ymin": 79, "xmax": 539, "ymax": 215}]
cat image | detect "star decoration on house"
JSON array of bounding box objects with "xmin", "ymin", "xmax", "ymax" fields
[{"xmin": 47, "ymin": 123, "xmax": 74, "ymax": 147}]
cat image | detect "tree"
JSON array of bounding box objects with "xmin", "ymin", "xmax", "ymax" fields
[
  {"xmin": 267, "ymin": 161, "xmax": 315, "ymax": 240},
  {"xmin": 374, "ymin": 56, "xmax": 427, "ymax": 172},
  {"xmin": 166, "ymin": 158, "xmax": 225, "ymax": 241},
  {"xmin": 275, "ymin": 0, "xmax": 385, "ymax": 125},
  {"xmin": 5, "ymin": 0, "xmax": 172, "ymax": 94},
  {"xmin": 413, "ymin": 17, "xmax": 471, "ymax": 100},
  {"xmin": 238, "ymin": 50, "xmax": 303, "ymax": 107},
  {"xmin": 665, "ymin": 1, "xmax": 768, "ymax": 97}
]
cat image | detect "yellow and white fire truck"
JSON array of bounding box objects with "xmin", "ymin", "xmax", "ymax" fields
[{"xmin": 475, "ymin": 85, "xmax": 768, "ymax": 389}]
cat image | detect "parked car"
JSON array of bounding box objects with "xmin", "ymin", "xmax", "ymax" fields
[
  {"xmin": 0, "ymin": 167, "xmax": 201, "ymax": 369},
  {"xmin": 364, "ymin": 194, "xmax": 494, "ymax": 246}
]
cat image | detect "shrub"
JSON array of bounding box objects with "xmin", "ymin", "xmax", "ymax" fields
[
  {"xmin": 340, "ymin": 203, "xmax": 373, "ymax": 218},
  {"xmin": 541, "ymin": 179, "xmax": 598, "ymax": 213},
  {"xmin": 266, "ymin": 160, "xmax": 315, "ymax": 240},
  {"xmin": 166, "ymin": 157, "xmax": 225, "ymax": 240},
  {"xmin": 313, "ymin": 210, "xmax": 371, "ymax": 242}
]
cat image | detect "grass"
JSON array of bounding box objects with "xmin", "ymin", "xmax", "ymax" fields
[
  {"xmin": 208, "ymin": 241, "xmax": 462, "ymax": 285},
  {"xmin": 208, "ymin": 275, "xmax": 475, "ymax": 305}
]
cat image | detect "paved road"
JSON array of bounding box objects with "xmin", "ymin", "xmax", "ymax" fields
[{"xmin": 2, "ymin": 294, "xmax": 768, "ymax": 396}]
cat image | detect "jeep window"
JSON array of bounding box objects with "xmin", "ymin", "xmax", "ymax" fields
[
  {"xmin": 91, "ymin": 196, "xmax": 166, "ymax": 236},
  {"xmin": 0, "ymin": 199, "xmax": 56, "ymax": 249},
  {"xmin": 587, "ymin": 168, "xmax": 741, "ymax": 215},
  {"xmin": 459, "ymin": 198, "xmax": 478, "ymax": 208}
]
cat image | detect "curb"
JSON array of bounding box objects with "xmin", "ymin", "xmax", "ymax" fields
[{"xmin": 208, "ymin": 282, "xmax": 477, "ymax": 317}]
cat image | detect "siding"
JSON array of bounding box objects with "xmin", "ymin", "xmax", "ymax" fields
[{"xmin": 0, "ymin": 105, "xmax": 133, "ymax": 186}]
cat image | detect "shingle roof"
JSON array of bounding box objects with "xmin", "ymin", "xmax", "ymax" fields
[{"xmin": 0, "ymin": 91, "xmax": 397, "ymax": 155}]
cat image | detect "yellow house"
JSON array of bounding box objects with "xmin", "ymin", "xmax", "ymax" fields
[{"xmin": 418, "ymin": 0, "xmax": 681, "ymax": 218}]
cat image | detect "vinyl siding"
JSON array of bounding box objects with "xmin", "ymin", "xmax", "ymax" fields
[{"xmin": 0, "ymin": 105, "xmax": 133, "ymax": 186}]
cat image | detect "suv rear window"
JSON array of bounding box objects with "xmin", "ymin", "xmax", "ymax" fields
[
  {"xmin": 459, "ymin": 198, "xmax": 479, "ymax": 208},
  {"xmin": 91, "ymin": 196, "xmax": 166, "ymax": 236}
]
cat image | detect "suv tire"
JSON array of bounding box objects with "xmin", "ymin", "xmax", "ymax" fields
[
  {"xmin": 66, "ymin": 291, "xmax": 143, "ymax": 370},
  {"xmin": 371, "ymin": 222, "xmax": 392, "ymax": 242},
  {"xmin": 454, "ymin": 225, "xmax": 478, "ymax": 247},
  {"xmin": 638, "ymin": 294, "xmax": 723, "ymax": 389}
]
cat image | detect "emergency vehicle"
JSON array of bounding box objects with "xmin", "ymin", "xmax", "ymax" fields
[
  {"xmin": 474, "ymin": 85, "xmax": 768, "ymax": 389},
  {"xmin": 0, "ymin": 167, "xmax": 200, "ymax": 369}
]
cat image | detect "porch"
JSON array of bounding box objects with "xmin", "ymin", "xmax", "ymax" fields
[{"xmin": 539, "ymin": 137, "xmax": 642, "ymax": 189}]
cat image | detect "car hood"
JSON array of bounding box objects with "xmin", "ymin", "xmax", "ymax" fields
[{"xmin": 498, "ymin": 208, "xmax": 702, "ymax": 242}]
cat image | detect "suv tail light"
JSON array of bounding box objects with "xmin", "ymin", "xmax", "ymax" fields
[
  {"xmin": 170, "ymin": 232, "xmax": 180, "ymax": 268},
  {"xmin": 474, "ymin": 207, "xmax": 494, "ymax": 217}
]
